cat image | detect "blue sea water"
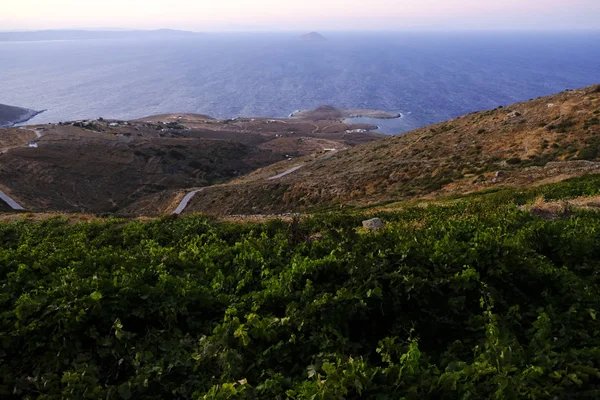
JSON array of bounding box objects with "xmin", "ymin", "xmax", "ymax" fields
[{"xmin": 1, "ymin": 32, "xmax": 599, "ymax": 133}]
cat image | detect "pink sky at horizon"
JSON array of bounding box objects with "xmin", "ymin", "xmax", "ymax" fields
[{"xmin": 2, "ymin": 0, "xmax": 599, "ymax": 31}]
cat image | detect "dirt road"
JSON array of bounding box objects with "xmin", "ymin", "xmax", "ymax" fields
[{"xmin": 172, "ymin": 189, "xmax": 203, "ymax": 214}]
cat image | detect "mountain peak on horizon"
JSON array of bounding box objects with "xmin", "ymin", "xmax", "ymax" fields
[{"xmin": 300, "ymin": 32, "xmax": 327, "ymax": 41}]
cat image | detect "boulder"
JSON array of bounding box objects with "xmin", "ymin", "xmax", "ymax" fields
[{"xmin": 362, "ymin": 218, "xmax": 385, "ymax": 231}]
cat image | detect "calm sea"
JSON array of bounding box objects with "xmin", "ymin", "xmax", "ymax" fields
[{"xmin": 1, "ymin": 32, "xmax": 599, "ymax": 133}]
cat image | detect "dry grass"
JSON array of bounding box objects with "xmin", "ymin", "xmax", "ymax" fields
[
  {"xmin": 522, "ymin": 195, "xmax": 600, "ymax": 219},
  {"xmin": 169, "ymin": 85, "xmax": 600, "ymax": 216}
]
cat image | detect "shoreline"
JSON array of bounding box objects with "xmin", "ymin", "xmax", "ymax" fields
[{"xmin": 9, "ymin": 109, "xmax": 47, "ymax": 128}]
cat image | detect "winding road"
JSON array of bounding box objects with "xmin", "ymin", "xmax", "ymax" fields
[
  {"xmin": 172, "ymin": 189, "xmax": 204, "ymax": 214},
  {"xmin": 172, "ymin": 149, "xmax": 339, "ymax": 215},
  {"xmin": 267, "ymin": 165, "xmax": 304, "ymax": 180},
  {"xmin": 19, "ymin": 127, "xmax": 42, "ymax": 138},
  {"xmin": 267, "ymin": 150, "xmax": 337, "ymax": 181}
]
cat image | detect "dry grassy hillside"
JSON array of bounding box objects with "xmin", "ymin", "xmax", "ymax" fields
[
  {"xmin": 0, "ymin": 108, "xmax": 387, "ymax": 213},
  {"xmin": 0, "ymin": 124, "xmax": 283, "ymax": 213},
  {"xmin": 177, "ymin": 85, "xmax": 600, "ymax": 215}
]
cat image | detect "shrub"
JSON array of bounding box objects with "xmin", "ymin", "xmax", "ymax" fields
[
  {"xmin": 4, "ymin": 179, "xmax": 600, "ymax": 398},
  {"xmin": 546, "ymin": 119, "xmax": 576, "ymax": 133},
  {"xmin": 584, "ymin": 117, "xmax": 600, "ymax": 129},
  {"xmin": 578, "ymin": 136, "xmax": 600, "ymax": 160}
]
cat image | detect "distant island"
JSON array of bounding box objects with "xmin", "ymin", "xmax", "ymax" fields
[
  {"xmin": 0, "ymin": 104, "xmax": 44, "ymax": 127},
  {"xmin": 0, "ymin": 29, "xmax": 204, "ymax": 42},
  {"xmin": 300, "ymin": 32, "xmax": 327, "ymax": 41}
]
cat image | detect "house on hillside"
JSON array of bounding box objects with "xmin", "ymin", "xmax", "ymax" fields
[{"xmin": 27, "ymin": 141, "xmax": 38, "ymax": 148}]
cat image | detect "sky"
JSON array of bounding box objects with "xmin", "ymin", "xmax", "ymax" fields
[{"xmin": 2, "ymin": 0, "xmax": 599, "ymax": 31}]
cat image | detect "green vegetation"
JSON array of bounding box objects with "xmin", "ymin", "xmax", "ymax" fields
[
  {"xmin": 546, "ymin": 119, "xmax": 576, "ymax": 133},
  {"xmin": 578, "ymin": 136, "xmax": 600, "ymax": 160},
  {"xmin": 452, "ymin": 174, "xmax": 600, "ymax": 204},
  {"xmin": 166, "ymin": 122, "xmax": 186, "ymax": 130},
  {"xmin": 439, "ymin": 125, "xmax": 455, "ymax": 132},
  {"xmin": 4, "ymin": 177, "xmax": 600, "ymax": 398},
  {"xmin": 584, "ymin": 117, "xmax": 600, "ymax": 130}
]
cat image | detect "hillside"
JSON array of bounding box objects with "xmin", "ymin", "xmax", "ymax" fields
[
  {"xmin": 173, "ymin": 85, "xmax": 600, "ymax": 215},
  {"xmin": 2, "ymin": 86, "xmax": 600, "ymax": 216},
  {"xmin": 0, "ymin": 111, "xmax": 385, "ymax": 212},
  {"xmin": 0, "ymin": 104, "xmax": 43, "ymax": 128},
  {"xmin": 4, "ymin": 87, "xmax": 600, "ymax": 399}
]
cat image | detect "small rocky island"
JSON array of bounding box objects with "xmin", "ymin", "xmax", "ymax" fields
[
  {"xmin": 300, "ymin": 32, "xmax": 327, "ymax": 41},
  {"xmin": 0, "ymin": 104, "xmax": 44, "ymax": 128},
  {"xmin": 291, "ymin": 105, "xmax": 400, "ymax": 120}
]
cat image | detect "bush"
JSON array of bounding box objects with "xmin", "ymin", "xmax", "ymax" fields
[
  {"xmin": 4, "ymin": 184, "xmax": 600, "ymax": 398},
  {"xmin": 166, "ymin": 122, "xmax": 185, "ymax": 130},
  {"xmin": 546, "ymin": 119, "xmax": 576, "ymax": 133},
  {"xmin": 578, "ymin": 136, "xmax": 600, "ymax": 160},
  {"xmin": 584, "ymin": 117, "xmax": 600, "ymax": 130}
]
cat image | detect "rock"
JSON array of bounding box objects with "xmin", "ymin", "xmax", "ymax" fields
[
  {"xmin": 362, "ymin": 218, "xmax": 385, "ymax": 231},
  {"xmin": 308, "ymin": 233, "xmax": 323, "ymax": 243}
]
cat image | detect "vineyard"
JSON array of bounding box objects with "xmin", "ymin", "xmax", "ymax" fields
[{"xmin": 2, "ymin": 176, "xmax": 600, "ymax": 398}]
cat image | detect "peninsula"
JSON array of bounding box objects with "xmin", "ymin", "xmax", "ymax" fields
[{"xmin": 0, "ymin": 104, "xmax": 44, "ymax": 128}]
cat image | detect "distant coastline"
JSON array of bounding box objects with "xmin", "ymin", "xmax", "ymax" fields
[
  {"xmin": 0, "ymin": 105, "xmax": 46, "ymax": 128},
  {"xmin": 10, "ymin": 109, "xmax": 46, "ymax": 127},
  {"xmin": 0, "ymin": 29, "xmax": 203, "ymax": 42}
]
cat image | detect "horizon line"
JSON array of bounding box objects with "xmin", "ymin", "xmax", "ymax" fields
[{"xmin": 2, "ymin": 27, "xmax": 600, "ymax": 33}]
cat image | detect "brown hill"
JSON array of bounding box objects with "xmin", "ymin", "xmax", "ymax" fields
[
  {"xmin": 167, "ymin": 84, "xmax": 600, "ymax": 215},
  {"xmin": 0, "ymin": 111, "xmax": 385, "ymax": 212}
]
